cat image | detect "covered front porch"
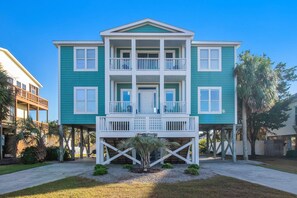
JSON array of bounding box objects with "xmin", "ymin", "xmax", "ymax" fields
[{"xmin": 108, "ymin": 75, "xmax": 188, "ymax": 115}]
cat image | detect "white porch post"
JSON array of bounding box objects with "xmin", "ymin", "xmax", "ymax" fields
[
  {"xmin": 131, "ymin": 38, "xmax": 137, "ymax": 115},
  {"xmin": 160, "ymin": 39, "xmax": 165, "ymax": 114},
  {"xmin": 182, "ymin": 80, "xmax": 186, "ymax": 102},
  {"xmin": 111, "ymin": 80, "xmax": 114, "ymax": 102},
  {"xmin": 232, "ymin": 124, "xmax": 237, "ymax": 162},
  {"xmin": 185, "ymin": 39, "xmax": 191, "ymax": 115},
  {"xmin": 104, "ymin": 38, "xmax": 110, "ymax": 114},
  {"xmin": 194, "ymin": 116, "xmax": 199, "ymax": 164},
  {"xmin": 96, "ymin": 118, "xmax": 100, "ymax": 164}
]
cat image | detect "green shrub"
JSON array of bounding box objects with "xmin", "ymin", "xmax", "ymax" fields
[
  {"xmin": 286, "ymin": 150, "xmax": 297, "ymax": 158},
  {"xmin": 188, "ymin": 164, "xmax": 200, "ymax": 170},
  {"xmin": 93, "ymin": 164, "xmax": 108, "ymax": 176},
  {"xmin": 184, "ymin": 167, "xmax": 199, "ymax": 175},
  {"xmin": 94, "ymin": 164, "xmax": 108, "ymax": 170},
  {"xmin": 161, "ymin": 163, "xmax": 173, "ymax": 169},
  {"xmin": 123, "ymin": 164, "xmax": 134, "ymax": 170},
  {"xmin": 46, "ymin": 147, "xmax": 59, "ymax": 161},
  {"xmin": 199, "ymin": 138, "xmax": 207, "ymax": 154},
  {"xmin": 21, "ymin": 146, "xmax": 39, "ymax": 164}
]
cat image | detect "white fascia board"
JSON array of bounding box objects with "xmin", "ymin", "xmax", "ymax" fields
[
  {"xmin": 100, "ymin": 18, "xmax": 194, "ymax": 36},
  {"xmin": 53, "ymin": 41, "xmax": 104, "ymax": 47},
  {"xmin": 192, "ymin": 41, "xmax": 241, "ymax": 47},
  {"xmin": 101, "ymin": 32, "xmax": 194, "ymax": 37}
]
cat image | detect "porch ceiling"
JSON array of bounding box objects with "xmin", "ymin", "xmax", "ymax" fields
[{"xmin": 110, "ymin": 39, "xmax": 186, "ymax": 48}]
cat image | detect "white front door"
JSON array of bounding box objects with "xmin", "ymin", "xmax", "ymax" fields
[{"xmin": 138, "ymin": 89, "xmax": 157, "ymax": 114}]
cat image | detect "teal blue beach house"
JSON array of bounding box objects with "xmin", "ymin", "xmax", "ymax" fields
[{"xmin": 54, "ymin": 19, "xmax": 240, "ymax": 166}]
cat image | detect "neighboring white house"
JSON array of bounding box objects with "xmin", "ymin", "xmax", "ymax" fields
[
  {"xmin": 0, "ymin": 47, "xmax": 49, "ymax": 157},
  {"xmin": 267, "ymin": 94, "xmax": 297, "ymax": 152}
]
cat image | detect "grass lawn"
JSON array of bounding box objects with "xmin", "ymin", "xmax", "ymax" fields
[
  {"xmin": 0, "ymin": 163, "xmax": 48, "ymax": 175},
  {"xmin": 1, "ymin": 176, "xmax": 294, "ymax": 198},
  {"xmin": 255, "ymin": 156, "xmax": 297, "ymax": 174}
]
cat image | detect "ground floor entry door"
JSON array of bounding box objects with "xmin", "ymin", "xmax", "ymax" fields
[{"xmin": 138, "ymin": 88, "xmax": 157, "ymax": 114}]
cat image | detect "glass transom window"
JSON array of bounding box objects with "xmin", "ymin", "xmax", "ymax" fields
[
  {"xmin": 74, "ymin": 47, "xmax": 97, "ymax": 71},
  {"xmin": 74, "ymin": 87, "xmax": 98, "ymax": 114},
  {"xmin": 198, "ymin": 47, "xmax": 221, "ymax": 71},
  {"xmin": 198, "ymin": 87, "xmax": 222, "ymax": 114}
]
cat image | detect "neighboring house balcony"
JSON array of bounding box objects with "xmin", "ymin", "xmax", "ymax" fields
[{"xmin": 15, "ymin": 86, "xmax": 48, "ymax": 109}]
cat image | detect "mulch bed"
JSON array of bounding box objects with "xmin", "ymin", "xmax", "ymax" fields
[{"xmin": 130, "ymin": 167, "xmax": 162, "ymax": 173}]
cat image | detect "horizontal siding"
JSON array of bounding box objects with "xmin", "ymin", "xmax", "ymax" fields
[
  {"xmin": 191, "ymin": 46, "xmax": 235, "ymax": 124},
  {"xmin": 60, "ymin": 46, "xmax": 105, "ymax": 125}
]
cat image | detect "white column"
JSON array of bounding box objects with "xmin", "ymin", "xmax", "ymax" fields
[
  {"xmin": 181, "ymin": 45, "xmax": 185, "ymax": 59},
  {"xmin": 111, "ymin": 45, "xmax": 114, "ymax": 58},
  {"xmin": 131, "ymin": 39, "xmax": 137, "ymax": 115},
  {"xmin": 185, "ymin": 39, "xmax": 191, "ymax": 114},
  {"xmin": 159, "ymin": 39, "xmax": 165, "ymax": 114},
  {"xmin": 111, "ymin": 80, "xmax": 114, "ymax": 102},
  {"xmin": 194, "ymin": 116, "xmax": 199, "ymax": 165},
  {"xmin": 104, "ymin": 38, "xmax": 110, "ymax": 115},
  {"xmin": 96, "ymin": 126, "xmax": 100, "ymax": 164},
  {"xmin": 182, "ymin": 80, "xmax": 186, "ymax": 102}
]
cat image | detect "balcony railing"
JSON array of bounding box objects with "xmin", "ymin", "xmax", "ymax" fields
[
  {"xmin": 109, "ymin": 58, "xmax": 187, "ymax": 71},
  {"xmin": 165, "ymin": 58, "xmax": 186, "ymax": 70},
  {"xmin": 164, "ymin": 101, "xmax": 186, "ymax": 113},
  {"xmin": 110, "ymin": 58, "xmax": 131, "ymax": 70},
  {"xmin": 97, "ymin": 116, "xmax": 197, "ymax": 132},
  {"xmin": 15, "ymin": 86, "xmax": 48, "ymax": 109},
  {"xmin": 109, "ymin": 101, "xmax": 133, "ymax": 113},
  {"xmin": 137, "ymin": 58, "xmax": 159, "ymax": 70}
]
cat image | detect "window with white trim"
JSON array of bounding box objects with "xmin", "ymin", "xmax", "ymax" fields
[
  {"xmin": 198, "ymin": 47, "xmax": 221, "ymax": 71},
  {"xmin": 198, "ymin": 87, "xmax": 222, "ymax": 114},
  {"xmin": 74, "ymin": 87, "xmax": 98, "ymax": 114},
  {"xmin": 74, "ymin": 47, "xmax": 97, "ymax": 71}
]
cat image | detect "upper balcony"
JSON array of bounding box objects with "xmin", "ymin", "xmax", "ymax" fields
[
  {"xmin": 15, "ymin": 86, "xmax": 48, "ymax": 110},
  {"xmin": 107, "ymin": 39, "xmax": 190, "ymax": 74}
]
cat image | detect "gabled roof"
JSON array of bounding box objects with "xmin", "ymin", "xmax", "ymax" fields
[
  {"xmin": 0, "ymin": 48, "xmax": 42, "ymax": 88},
  {"xmin": 100, "ymin": 18, "xmax": 194, "ymax": 37}
]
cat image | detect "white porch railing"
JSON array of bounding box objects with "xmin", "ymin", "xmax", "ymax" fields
[
  {"xmin": 165, "ymin": 58, "xmax": 186, "ymax": 70},
  {"xmin": 109, "ymin": 101, "xmax": 133, "ymax": 113},
  {"xmin": 164, "ymin": 101, "xmax": 186, "ymax": 113},
  {"xmin": 97, "ymin": 116, "xmax": 197, "ymax": 132},
  {"xmin": 109, "ymin": 58, "xmax": 131, "ymax": 70},
  {"xmin": 137, "ymin": 58, "xmax": 159, "ymax": 70}
]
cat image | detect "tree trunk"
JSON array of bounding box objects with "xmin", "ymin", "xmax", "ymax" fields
[
  {"xmin": 242, "ymin": 102, "xmax": 249, "ymax": 160},
  {"xmin": 250, "ymin": 139, "xmax": 256, "ymax": 159}
]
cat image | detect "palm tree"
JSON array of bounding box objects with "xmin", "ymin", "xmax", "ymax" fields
[
  {"xmin": 0, "ymin": 66, "xmax": 15, "ymax": 160},
  {"xmin": 119, "ymin": 135, "xmax": 179, "ymax": 171},
  {"xmin": 235, "ymin": 51, "xmax": 278, "ymax": 160}
]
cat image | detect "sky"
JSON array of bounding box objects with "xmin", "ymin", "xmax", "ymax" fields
[{"xmin": 0, "ymin": 0, "xmax": 296, "ymax": 121}]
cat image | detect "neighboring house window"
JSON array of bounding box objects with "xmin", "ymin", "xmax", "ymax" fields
[
  {"xmin": 198, "ymin": 47, "xmax": 221, "ymax": 71},
  {"xmin": 74, "ymin": 47, "xmax": 97, "ymax": 71},
  {"xmin": 7, "ymin": 77, "xmax": 13, "ymax": 84},
  {"xmin": 16, "ymin": 81, "xmax": 21, "ymax": 88},
  {"xmin": 22, "ymin": 84, "xmax": 26, "ymax": 90},
  {"xmin": 30, "ymin": 84, "xmax": 39, "ymax": 95},
  {"xmin": 198, "ymin": 87, "xmax": 222, "ymax": 114},
  {"xmin": 74, "ymin": 87, "xmax": 98, "ymax": 114}
]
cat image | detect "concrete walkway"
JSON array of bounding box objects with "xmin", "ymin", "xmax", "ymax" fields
[
  {"xmin": 0, "ymin": 159, "xmax": 94, "ymax": 195},
  {"xmin": 202, "ymin": 161, "xmax": 297, "ymax": 195}
]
